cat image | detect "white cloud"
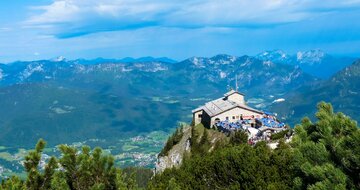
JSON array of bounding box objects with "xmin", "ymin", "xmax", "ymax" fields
[
  {"xmin": 26, "ymin": 0, "xmax": 172, "ymax": 25},
  {"xmin": 272, "ymin": 98, "xmax": 285, "ymax": 103},
  {"xmin": 24, "ymin": 0, "xmax": 360, "ymax": 38},
  {"xmin": 28, "ymin": 0, "xmax": 81, "ymax": 24}
]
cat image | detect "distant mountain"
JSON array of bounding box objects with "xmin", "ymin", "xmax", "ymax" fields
[
  {"xmin": 0, "ymin": 59, "xmax": 172, "ymax": 86},
  {"xmin": 0, "ymin": 54, "xmax": 316, "ymax": 147},
  {"xmin": 174, "ymin": 54, "xmax": 316, "ymax": 102},
  {"xmin": 52, "ymin": 56, "xmax": 66, "ymax": 62},
  {"xmin": 0, "ymin": 66, "xmax": 4, "ymax": 81},
  {"xmin": 73, "ymin": 56, "xmax": 177, "ymax": 65},
  {"xmin": 0, "ymin": 52, "xmax": 358, "ymax": 147},
  {"xmin": 118, "ymin": 56, "xmax": 177, "ymax": 63},
  {"xmin": 257, "ymin": 49, "xmax": 356, "ymax": 79},
  {"xmin": 270, "ymin": 59, "xmax": 360, "ymax": 124},
  {"xmin": 256, "ymin": 50, "xmax": 291, "ymax": 64}
]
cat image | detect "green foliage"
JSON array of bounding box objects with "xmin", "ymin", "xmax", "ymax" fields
[
  {"xmin": 23, "ymin": 139, "xmax": 58, "ymax": 190},
  {"xmin": 56, "ymin": 145, "xmax": 120, "ymax": 189},
  {"xmin": 122, "ymin": 167, "xmax": 153, "ymax": 189},
  {"xmin": 230, "ymin": 130, "xmax": 248, "ymax": 145},
  {"xmin": 271, "ymin": 129, "xmax": 290, "ymax": 140},
  {"xmin": 159, "ymin": 125, "xmax": 184, "ymax": 157},
  {"xmin": 293, "ymin": 102, "xmax": 359, "ymax": 189},
  {"xmin": 190, "ymin": 125, "xmax": 211, "ymax": 155},
  {"xmin": 150, "ymin": 142, "xmax": 295, "ymax": 189},
  {"xmin": 0, "ymin": 176, "xmax": 24, "ymax": 190},
  {"xmin": 150, "ymin": 102, "xmax": 360, "ymax": 190},
  {"xmin": 50, "ymin": 172, "xmax": 70, "ymax": 190},
  {"xmin": 1, "ymin": 139, "xmax": 143, "ymax": 190},
  {"xmin": 190, "ymin": 124, "xmax": 200, "ymax": 146},
  {"xmin": 124, "ymin": 171, "xmax": 138, "ymax": 190},
  {"xmin": 167, "ymin": 178, "xmax": 181, "ymax": 190}
]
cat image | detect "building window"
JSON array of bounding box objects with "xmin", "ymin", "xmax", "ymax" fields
[
  {"xmin": 198, "ymin": 114, "xmax": 202, "ymax": 118},
  {"xmin": 232, "ymin": 116, "xmax": 235, "ymax": 119},
  {"xmin": 226, "ymin": 117, "xmax": 229, "ymax": 120}
]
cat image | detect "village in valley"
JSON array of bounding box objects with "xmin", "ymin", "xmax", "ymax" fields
[{"xmin": 0, "ymin": 131, "xmax": 168, "ymax": 179}]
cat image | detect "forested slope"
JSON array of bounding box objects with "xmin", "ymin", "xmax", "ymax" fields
[
  {"xmin": 149, "ymin": 102, "xmax": 360, "ymax": 190},
  {"xmin": 1, "ymin": 102, "xmax": 359, "ymax": 190}
]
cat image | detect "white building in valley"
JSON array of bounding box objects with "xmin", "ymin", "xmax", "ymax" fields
[{"xmin": 192, "ymin": 90, "xmax": 263, "ymax": 128}]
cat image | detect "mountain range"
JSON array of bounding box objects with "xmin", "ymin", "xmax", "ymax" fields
[
  {"xmin": 0, "ymin": 50, "xmax": 358, "ymax": 148},
  {"xmin": 256, "ymin": 49, "xmax": 355, "ymax": 79},
  {"xmin": 270, "ymin": 59, "xmax": 360, "ymax": 124}
]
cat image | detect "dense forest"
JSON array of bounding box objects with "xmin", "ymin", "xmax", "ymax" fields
[{"xmin": 1, "ymin": 102, "xmax": 359, "ymax": 190}]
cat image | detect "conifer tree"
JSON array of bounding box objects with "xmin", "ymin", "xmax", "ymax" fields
[
  {"xmin": 167, "ymin": 178, "xmax": 181, "ymax": 190},
  {"xmin": 230, "ymin": 130, "xmax": 248, "ymax": 145},
  {"xmin": 125, "ymin": 171, "xmax": 138, "ymax": 190},
  {"xmin": 23, "ymin": 139, "xmax": 58, "ymax": 190},
  {"xmin": 50, "ymin": 172, "xmax": 70, "ymax": 190}
]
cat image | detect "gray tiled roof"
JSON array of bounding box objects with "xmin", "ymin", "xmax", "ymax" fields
[{"xmin": 192, "ymin": 92, "xmax": 263, "ymax": 117}]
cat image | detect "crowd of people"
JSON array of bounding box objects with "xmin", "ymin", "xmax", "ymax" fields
[
  {"xmin": 214, "ymin": 113, "xmax": 288, "ymax": 144},
  {"xmin": 255, "ymin": 114, "xmax": 286, "ymax": 128},
  {"xmin": 216, "ymin": 113, "xmax": 285, "ymax": 130},
  {"xmin": 215, "ymin": 120, "xmax": 247, "ymax": 133}
]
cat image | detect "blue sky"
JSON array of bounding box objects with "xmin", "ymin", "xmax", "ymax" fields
[{"xmin": 0, "ymin": 0, "xmax": 360, "ymax": 62}]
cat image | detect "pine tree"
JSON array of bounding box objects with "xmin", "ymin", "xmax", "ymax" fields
[
  {"xmin": 50, "ymin": 172, "xmax": 70, "ymax": 190},
  {"xmin": 230, "ymin": 130, "xmax": 248, "ymax": 145},
  {"xmin": 23, "ymin": 139, "xmax": 58, "ymax": 190},
  {"xmin": 125, "ymin": 171, "xmax": 138, "ymax": 190},
  {"xmin": 0, "ymin": 176, "xmax": 24, "ymax": 190},
  {"xmin": 167, "ymin": 178, "xmax": 181, "ymax": 190},
  {"xmin": 115, "ymin": 169, "xmax": 127, "ymax": 190}
]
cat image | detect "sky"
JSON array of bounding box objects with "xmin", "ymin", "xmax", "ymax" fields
[{"xmin": 0, "ymin": 0, "xmax": 360, "ymax": 62}]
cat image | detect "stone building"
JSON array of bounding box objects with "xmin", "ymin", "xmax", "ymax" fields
[{"xmin": 192, "ymin": 90, "xmax": 263, "ymax": 128}]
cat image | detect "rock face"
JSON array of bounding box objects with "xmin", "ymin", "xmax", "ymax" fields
[{"xmin": 155, "ymin": 126, "xmax": 192, "ymax": 173}]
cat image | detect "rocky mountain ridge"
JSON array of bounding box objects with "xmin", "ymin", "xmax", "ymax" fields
[
  {"xmin": 256, "ymin": 49, "xmax": 356, "ymax": 78},
  {"xmin": 270, "ymin": 59, "xmax": 360, "ymax": 123},
  {"xmin": 0, "ymin": 52, "xmax": 357, "ymax": 148}
]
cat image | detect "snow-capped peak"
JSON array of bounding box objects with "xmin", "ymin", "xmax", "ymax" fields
[
  {"xmin": 296, "ymin": 49, "xmax": 326, "ymax": 64},
  {"xmin": 208, "ymin": 54, "xmax": 238, "ymax": 65},
  {"xmin": 256, "ymin": 50, "xmax": 290, "ymax": 62},
  {"xmin": 19, "ymin": 63, "xmax": 44, "ymax": 81},
  {"xmin": 190, "ymin": 57, "xmax": 200, "ymax": 65},
  {"xmin": 53, "ymin": 56, "xmax": 66, "ymax": 62},
  {"xmin": 189, "ymin": 57, "xmax": 206, "ymax": 68},
  {"xmin": 0, "ymin": 69, "xmax": 4, "ymax": 81}
]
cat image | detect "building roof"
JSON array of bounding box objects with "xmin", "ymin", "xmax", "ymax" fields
[
  {"xmin": 224, "ymin": 89, "xmax": 244, "ymax": 97},
  {"xmin": 192, "ymin": 91, "xmax": 263, "ymax": 117}
]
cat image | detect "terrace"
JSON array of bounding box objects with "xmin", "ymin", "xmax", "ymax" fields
[{"xmin": 214, "ymin": 113, "xmax": 288, "ymax": 144}]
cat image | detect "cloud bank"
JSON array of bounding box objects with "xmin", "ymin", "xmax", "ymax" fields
[{"xmin": 25, "ymin": 0, "xmax": 360, "ymax": 38}]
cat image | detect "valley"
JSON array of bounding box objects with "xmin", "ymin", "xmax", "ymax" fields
[
  {"xmin": 0, "ymin": 131, "xmax": 168, "ymax": 179},
  {"xmin": 0, "ymin": 50, "xmax": 358, "ymax": 178}
]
